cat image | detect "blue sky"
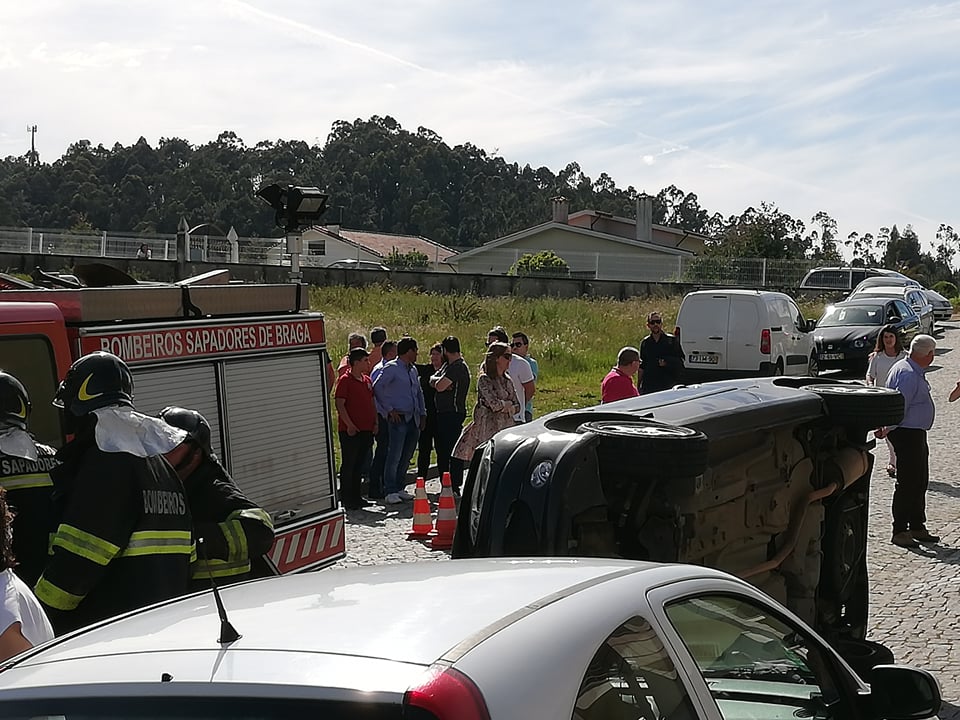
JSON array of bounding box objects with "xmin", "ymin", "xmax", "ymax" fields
[{"xmin": 2, "ymin": 0, "xmax": 958, "ymax": 254}]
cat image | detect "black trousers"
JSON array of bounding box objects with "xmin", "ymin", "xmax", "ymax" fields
[
  {"xmin": 887, "ymin": 427, "xmax": 929, "ymax": 534},
  {"xmin": 339, "ymin": 430, "xmax": 373, "ymax": 508},
  {"xmin": 417, "ymin": 414, "xmax": 437, "ymax": 480},
  {"xmin": 435, "ymin": 411, "xmax": 467, "ymax": 489}
]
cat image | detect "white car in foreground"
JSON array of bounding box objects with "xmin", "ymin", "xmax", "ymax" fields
[{"xmin": 0, "ymin": 559, "xmax": 941, "ymax": 720}]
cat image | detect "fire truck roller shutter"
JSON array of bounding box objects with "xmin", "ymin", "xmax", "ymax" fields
[
  {"xmin": 129, "ymin": 363, "xmax": 223, "ymax": 458},
  {"xmin": 222, "ymin": 352, "xmax": 335, "ymax": 518}
]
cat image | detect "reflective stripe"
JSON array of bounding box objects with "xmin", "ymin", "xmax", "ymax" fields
[
  {"xmin": 51, "ymin": 524, "xmax": 120, "ymax": 566},
  {"xmin": 219, "ymin": 519, "xmax": 248, "ymax": 563},
  {"xmin": 34, "ymin": 576, "xmax": 85, "ymax": 611},
  {"xmin": 119, "ymin": 530, "xmax": 194, "ymax": 557},
  {"xmin": 235, "ymin": 508, "xmax": 274, "ymax": 531},
  {"xmin": 0, "ymin": 473, "xmax": 54, "ymax": 491},
  {"xmin": 191, "ymin": 557, "xmax": 251, "ymax": 580}
]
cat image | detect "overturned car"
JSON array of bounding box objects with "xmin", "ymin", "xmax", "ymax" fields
[{"xmin": 452, "ymin": 376, "xmax": 904, "ymax": 675}]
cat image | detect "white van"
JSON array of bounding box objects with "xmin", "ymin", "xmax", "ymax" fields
[{"xmin": 676, "ymin": 289, "xmax": 816, "ymax": 379}]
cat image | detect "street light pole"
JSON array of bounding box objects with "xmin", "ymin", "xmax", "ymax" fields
[
  {"xmin": 287, "ymin": 229, "xmax": 303, "ymax": 283},
  {"xmin": 256, "ymin": 184, "xmax": 328, "ymax": 285}
]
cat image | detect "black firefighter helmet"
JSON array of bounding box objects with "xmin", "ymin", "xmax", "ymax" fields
[
  {"xmin": 0, "ymin": 371, "xmax": 31, "ymax": 430},
  {"xmin": 159, "ymin": 406, "xmax": 213, "ymax": 456},
  {"xmin": 53, "ymin": 351, "xmax": 134, "ymax": 416}
]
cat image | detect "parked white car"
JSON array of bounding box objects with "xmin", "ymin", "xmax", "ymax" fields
[
  {"xmin": 0, "ymin": 559, "xmax": 940, "ymax": 720},
  {"xmin": 676, "ymin": 289, "xmax": 817, "ymax": 379}
]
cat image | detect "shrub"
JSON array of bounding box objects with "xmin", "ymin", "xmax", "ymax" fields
[
  {"xmin": 385, "ymin": 248, "xmax": 430, "ymax": 269},
  {"xmin": 932, "ymin": 280, "xmax": 959, "ymax": 299},
  {"xmin": 509, "ymin": 250, "xmax": 570, "ymax": 277}
]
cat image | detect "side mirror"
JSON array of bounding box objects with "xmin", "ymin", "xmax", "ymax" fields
[
  {"xmin": 869, "ymin": 665, "xmax": 941, "ymax": 719},
  {"xmin": 887, "ymin": 315, "xmax": 902, "ymax": 323},
  {"xmin": 805, "ymin": 318, "xmax": 817, "ymax": 332}
]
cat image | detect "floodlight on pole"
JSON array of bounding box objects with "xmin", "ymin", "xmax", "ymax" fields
[{"xmin": 256, "ymin": 184, "xmax": 329, "ymax": 283}]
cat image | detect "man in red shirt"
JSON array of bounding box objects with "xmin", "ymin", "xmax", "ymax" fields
[
  {"xmin": 334, "ymin": 348, "xmax": 378, "ymax": 510},
  {"xmin": 601, "ymin": 347, "xmax": 641, "ymax": 404}
]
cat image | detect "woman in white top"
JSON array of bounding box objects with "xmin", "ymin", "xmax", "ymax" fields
[
  {"xmin": 865, "ymin": 325, "xmax": 907, "ymax": 477},
  {"xmin": 0, "ymin": 488, "xmax": 54, "ymax": 661}
]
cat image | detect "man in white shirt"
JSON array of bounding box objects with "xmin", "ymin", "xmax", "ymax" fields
[{"xmin": 487, "ymin": 327, "xmax": 534, "ymax": 423}]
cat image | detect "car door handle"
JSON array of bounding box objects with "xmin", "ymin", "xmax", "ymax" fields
[{"xmin": 708, "ymin": 336, "xmax": 723, "ymax": 340}]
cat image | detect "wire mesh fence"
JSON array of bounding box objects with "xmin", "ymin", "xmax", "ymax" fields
[{"xmin": 0, "ymin": 225, "xmax": 820, "ymax": 288}]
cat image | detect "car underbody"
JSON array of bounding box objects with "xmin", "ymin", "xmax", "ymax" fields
[{"xmin": 454, "ymin": 377, "xmax": 904, "ymax": 675}]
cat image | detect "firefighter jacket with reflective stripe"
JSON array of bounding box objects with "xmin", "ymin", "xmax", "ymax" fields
[
  {"xmin": 36, "ymin": 438, "xmax": 192, "ymax": 634},
  {"xmin": 181, "ymin": 453, "xmax": 274, "ymax": 588},
  {"xmin": 0, "ymin": 444, "xmax": 57, "ymax": 588}
]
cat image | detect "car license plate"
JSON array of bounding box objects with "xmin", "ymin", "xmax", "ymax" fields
[
  {"xmin": 820, "ymin": 352, "xmax": 844, "ymax": 360},
  {"xmin": 689, "ymin": 354, "xmax": 719, "ymax": 364}
]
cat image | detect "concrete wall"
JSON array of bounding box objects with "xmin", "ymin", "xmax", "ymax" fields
[{"xmin": 0, "ymin": 251, "xmax": 698, "ymax": 300}]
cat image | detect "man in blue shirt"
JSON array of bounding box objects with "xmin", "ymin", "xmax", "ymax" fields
[
  {"xmin": 373, "ymin": 337, "xmax": 426, "ymax": 505},
  {"xmin": 881, "ymin": 334, "xmax": 938, "ymax": 549}
]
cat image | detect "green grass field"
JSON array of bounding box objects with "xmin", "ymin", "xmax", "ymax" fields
[{"xmin": 312, "ymin": 284, "xmax": 828, "ymax": 417}]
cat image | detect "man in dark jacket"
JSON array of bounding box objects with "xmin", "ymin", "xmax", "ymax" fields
[
  {"xmin": 160, "ymin": 406, "xmax": 275, "ymax": 587},
  {"xmin": 639, "ymin": 312, "xmax": 684, "ymax": 394},
  {"xmin": 0, "ymin": 371, "xmax": 57, "ymax": 587},
  {"xmin": 34, "ymin": 352, "xmax": 193, "ymax": 634}
]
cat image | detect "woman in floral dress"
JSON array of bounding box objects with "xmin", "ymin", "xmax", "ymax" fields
[{"xmin": 452, "ymin": 342, "xmax": 519, "ymax": 464}]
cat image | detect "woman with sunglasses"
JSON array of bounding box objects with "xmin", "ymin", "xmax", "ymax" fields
[{"xmin": 451, "ymin": 342, "xmax": 519, "ymax": 481}]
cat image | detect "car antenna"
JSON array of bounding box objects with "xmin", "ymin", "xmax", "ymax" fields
[{"xmin": 197, "ymin": 537, "xmax": 242, "ymax": 644}]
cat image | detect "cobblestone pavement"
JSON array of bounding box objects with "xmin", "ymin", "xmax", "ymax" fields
[{"xmin": 337, "ymin": 322, "xmax": 960, "ymax": 714}]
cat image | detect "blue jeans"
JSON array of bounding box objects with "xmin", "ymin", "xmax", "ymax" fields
[{"xmin": 383, "ymin": 417, "xmax": 421, "ymax": 495}]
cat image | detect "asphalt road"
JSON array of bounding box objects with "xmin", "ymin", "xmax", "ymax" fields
[{"xmin": 337, "ymin": 321, "xmax": 960, "ymax": 713}]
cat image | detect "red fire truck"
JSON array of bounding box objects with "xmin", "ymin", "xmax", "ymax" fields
[{"xmin": 0, "ymin": 272, "xmax": 344, "ymax": 574}]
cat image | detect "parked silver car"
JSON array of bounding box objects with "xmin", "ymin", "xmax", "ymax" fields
[
  {"xmin": 0, "ymin": 560, "xmax": 941, "ymax": 719},
  {"xmin": 848, "ymin": 284, "xmax": 936, "ymax": 335},
  {"xmin": 853, "ymin": 276, "xmax": 953, "ymax": 322}
]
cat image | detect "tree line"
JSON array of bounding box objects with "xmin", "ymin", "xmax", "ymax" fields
[{"xmin": 1, "ymin": 115, "xmax": 957, "ymax": 285}]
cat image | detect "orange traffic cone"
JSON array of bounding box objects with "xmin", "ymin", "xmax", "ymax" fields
[
  {"xmin": 431, "ymin": 472, "xmax": 457, "ymax": 550},
  {"xmin": 407, "ymin": 476, "xmax": 433, "ymax": 540}
]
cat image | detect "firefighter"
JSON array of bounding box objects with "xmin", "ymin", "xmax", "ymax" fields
[
  {"xmin": 159, "ymin": 406, "xmax": 275, "ymax": 588},
  {"xmin": 34, "ymin": 351, "xmax": 193, "ymax": 634},
  {"xmin": 0, "ymin": 371, "xmax": 57, "ymax": 588}
]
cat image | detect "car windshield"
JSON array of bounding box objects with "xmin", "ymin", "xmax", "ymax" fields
[{"xmin": 818, "ymin": 305, "xmax": 885, "ymax": 327}]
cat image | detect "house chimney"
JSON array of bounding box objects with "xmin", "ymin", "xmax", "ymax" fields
[
  {"xmin": 326, "ymin": 223, "xmax": 341, "ymax": 236},
  {"xmin": 551, "ymin": 195, "xmax": 569, "ymax": 224},
  {"xmin": 636, "ymin": 192, "xmax": 653, "ymax": 244}
]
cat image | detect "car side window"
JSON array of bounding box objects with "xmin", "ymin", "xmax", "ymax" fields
[
  {"xmin": 573, "ymin": 615, "xmax": 697, "ymax": 720},
  {"xmin": 0, "ymin": 336, "xmax": 63, "ymax": 447},
  {"xmin": 790, "ymin": 302, "xmax": 806, "ymax": 331},
  {"xmin": 665, "ymin": 594, "xmax": 847, "ymax": 719},
  {"xmin": 893, "ymin": 299, "xmax": 912, "ymax": 319}
]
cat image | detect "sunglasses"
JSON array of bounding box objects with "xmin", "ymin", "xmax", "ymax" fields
[
  {"xmin": 510, "ymin": 341, "xmax": 525, "ymax": 348},
  {"xmin": 502, "ymin": 353, "xmax": 513, "ymax": 359},
  {"xmin": 648, "ymin": 319, "xmax": 662, "ymax": 325}
]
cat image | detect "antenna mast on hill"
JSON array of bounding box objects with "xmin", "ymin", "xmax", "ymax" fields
[{"xmin": 26, "ymin": 125, "xmax": 38, "ymax": 166}]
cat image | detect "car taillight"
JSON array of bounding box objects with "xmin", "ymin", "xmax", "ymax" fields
[
  {"xmin": 674, "ymin": 326, "xmax": 680, "ymax": 342},
  {"xmin": 760, "ymin": 329, "xmax": 771, "ymax": 354},
  {"xmin": 404, "ymin": 666, "xmax": 491, "ymax": 720}
]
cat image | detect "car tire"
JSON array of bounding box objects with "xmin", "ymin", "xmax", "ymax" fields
[
  {"xmin": 579, "ymin": 420, "xmax": 709, "ymax": 477},
  {"xmin": 803, "ymin": 384, "xmax": 905, "ymax": 427},
  {"xmin": 836, "ymin": 638, "xmax": 895, "ymax": 681},
  {"xmin": 807, "ymin": 354, "xmax": 820, "ymax": 377}
]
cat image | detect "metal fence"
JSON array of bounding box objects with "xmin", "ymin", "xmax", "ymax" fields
[
  {"xmin": 451, "ymin": 247, "xmax": 819, "ymax": 288},
  {"xmin": 0, "ymin": 225, "xmax": 820, "ymax": 287}
]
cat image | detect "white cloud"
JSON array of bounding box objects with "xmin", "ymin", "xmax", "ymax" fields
[{"xmin": 0, "ymin": 0, "xmax": 957, "ymax": 251}]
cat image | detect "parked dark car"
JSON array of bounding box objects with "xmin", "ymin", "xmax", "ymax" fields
[
  {"xmin": 452, "ymin": 375, "xmax": 905, "ymax": 679},
  {"xmin": 814, "ymin": 298, "xmax": 920, "ymax": 374}
]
